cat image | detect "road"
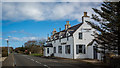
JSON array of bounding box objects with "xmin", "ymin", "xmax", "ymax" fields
[{"xmin": 2, "ymin": 53, "xmax": 108, "ymax": 68}]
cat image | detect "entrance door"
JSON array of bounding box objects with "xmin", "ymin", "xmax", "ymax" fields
[{"xmin": 93, "ymin": 46, "xmax": 97, "ymax": 59}]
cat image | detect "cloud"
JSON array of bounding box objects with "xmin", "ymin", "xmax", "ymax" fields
[
  {"xmin": 3, "ymin": 30, "xmax": 38, "ymax": 36},
  {"xmin": 11, "ymin": 36, "xmax": 43, "ymax": 41},
  {"xmin": 2, "ymin": 2, "xmax": 101, "ymax": 22},
  {"xmin": 3, "ymin": 0, "xmax": 104, "ymax": 2}
]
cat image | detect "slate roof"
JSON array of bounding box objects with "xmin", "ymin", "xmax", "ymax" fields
[
  {"xmin": 87, "ymin": 39, "xmax": 102, "ymax": 46},
  {"xmin": 47, "ymin": 23, "xmax": 83, "ymax": 41},
  {"xmin": 44, "ymin": 43, "xmax": 53, "ymax": 47}
]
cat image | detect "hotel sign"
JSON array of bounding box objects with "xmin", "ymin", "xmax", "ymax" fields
[{"xmin": 61, "ymin": 42, "xmax": 67, "ymax": 45}]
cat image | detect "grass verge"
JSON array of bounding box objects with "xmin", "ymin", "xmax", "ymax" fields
[{"xmin": 30, "ymin": 53, "xmax": 43, "ymax": 57}]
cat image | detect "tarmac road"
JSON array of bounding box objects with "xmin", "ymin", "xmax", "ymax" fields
[{"xmin": 2, "ymin": 53, "xmax": 108, "ymax": 68}]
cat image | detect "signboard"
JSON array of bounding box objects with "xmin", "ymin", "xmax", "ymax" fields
[{"xmin": 61, "ymin": 42, "xmax": 66, "ymax": 45}]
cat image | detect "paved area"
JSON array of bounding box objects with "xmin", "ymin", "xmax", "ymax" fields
[
  {"xmin": 0, "ymin": 57, "xmax": 7, "ymax": 68},
  {"xmin": 2, "ymin": 53, "xmax": 14, "ymax": 66},
  {"xmin": 0, "ymin": 57, "xmax": 7, "ymax": 62},
  {"xmin": 2, "ymin": 53, "xmax": 109, "ymax": 68}
]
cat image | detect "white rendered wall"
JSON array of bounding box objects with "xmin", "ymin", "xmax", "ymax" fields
[
  {"xmin": 87, "ymin": 41, "xmax": 102, "ymax": 60},
  {"xmin": 53, "ymin": 36, "xmax": 74, "ymax": 59},
  {"xmin": 73, "ymin": 17, "xmax": 95, "ymax": 59},
  {"xmin": 87, "ymin": 46, "xmax": 93, "ymax": 59},
  {"xmin": 44, "ymin": 47, "xmax": 53, "ymax": 57}
]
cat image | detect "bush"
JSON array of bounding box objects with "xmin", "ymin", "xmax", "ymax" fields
[
  {"xmin": 2, "ymin": 51, "xmax": 8, "ymax": 57},
  {"xmin": 30, "ymin": 53, "xmax": 43, "ymax": 57},
  {"xmin": 109, "ymin": 56, "xmax": 120, "ymax": 68}
]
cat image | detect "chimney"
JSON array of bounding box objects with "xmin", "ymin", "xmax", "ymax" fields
[
  {"xmin": 59, "ymin": 28, "xmax": 61, "ymax": 32},
  {"xmin": 82, "ymin": 12, "xmax": 90, "ymax": 23},
  {"xmin": 52, "ymin": 28, "xmax": 57, "ymax": 35},
  {"xmin": 47, "ymin": 37, "xmax": 50, "ymax": 40},
  {"xmin": 65, "ymin": 21, "xmax": 71, "ymax": 30},
  {"xmin": 84, "ymin": 12, "xmax": 87, "ymax": 16},
  {"xmin": 47, "ymin": 34, "xmax": 50, "ymax": 40}
]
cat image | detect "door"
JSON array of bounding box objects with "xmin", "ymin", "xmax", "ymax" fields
[{"xmin": 93, "ymin": 46, "xmax": 97, "ymax": 59}]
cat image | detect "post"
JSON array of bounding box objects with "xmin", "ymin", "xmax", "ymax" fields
[{"xmin": 7, "ymin": 40, "xmax": 9, "ymax": 55}]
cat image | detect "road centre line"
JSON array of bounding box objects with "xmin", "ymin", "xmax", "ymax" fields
[
  {"xmin": 31, "ymin": 59, "xmax": 34, "ymax": 61},
  {"xmin": 35, "ymin": 61, "xmax": 39, "ymax": 63},
  {"xmin": 44, "ymin": 65, "xmax": 48, "ymax": 67},
  {"xmin": 25, "ymin": 56, "xmax": 50, "ymax": 68}
]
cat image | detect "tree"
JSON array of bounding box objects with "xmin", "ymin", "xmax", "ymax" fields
[
  {"xmin": 87, "ymin": 2, "xmax": 120, "ymax": 57},
  {"xmin": 24, "ymin": 39, "xmax": 46, "ymax": 54}
]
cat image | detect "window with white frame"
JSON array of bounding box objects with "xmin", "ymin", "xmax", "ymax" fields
[
  {"xmin": 47, "ymin": 48, "xmax": 49, "ymax": 54},
  {"xmin": 79, "ymin": 32, "xmax": 82, "ymax": 39},
  {"xmin": 58, "ymin": 46, "xmax": 62, "ymax": 53},
  {"xmin": 76, "ymin": 45, "xmax": 85, "ymax": 54},
  {"xmin": 65, "ymin": 45, "xmax": 70, "ymax": 54},
  {"xmin": 54, "ymin": 47, "xmax": 56, "ymax": 53}
]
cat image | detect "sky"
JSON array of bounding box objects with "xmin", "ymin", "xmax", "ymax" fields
[{"xmin": 1, "ymin": 1, "xmax": 102, "ymax": 48}]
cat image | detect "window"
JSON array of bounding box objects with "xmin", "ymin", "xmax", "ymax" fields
[
  {"xmin": 66, "ymin": 32, "xmax": 69, "ymax": 41},
  {"xmin": 67, "ymin": 33, "xmax": 69, "ymax": 41},
  {"xmin": 54, "ymin": 47, "xmax": 56, "ymax": 53},
  {"xmin": 79, "ymin": 33, "xmax": 82, "ymax": 39},
  {"xmin": 47, "ymin": 48, "xmax": 49, "ymax": 54},
  {"xmin": 76, "ymin": 45, "xmax": 85, "ymax": 54},
  {"xmin": 65, "ymin": 45, "xmax": 70, "ymax": 54},
  {"xmin": 54, "ymin": 40, "xmax": 56, "ymax": 43},
  {"xmin": 58, "ymin": 46, "xmax": 62, "ymax": 53},
  {"xmin": 67, "ymin": 37, "xmax": 69, "ymax": 41},
  {"xmin": 59, "ymin": 39, "xmax": 61, "ymax": 42}
]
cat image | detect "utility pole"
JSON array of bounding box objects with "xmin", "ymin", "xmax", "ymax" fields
[
  {"xmin": 7, "ymin": 36, "xmax": 11, "ymax": 55},
  {"xmin": 7, "ymin": 39, "xmax": 9, "ymax": 55}
]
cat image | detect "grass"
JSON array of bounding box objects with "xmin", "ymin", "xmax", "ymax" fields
[{"xmin": 30, "ymin": 53, "xmax": 43, "ymax": 57}]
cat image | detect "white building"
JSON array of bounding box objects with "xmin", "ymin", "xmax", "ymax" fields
[{"xmin": 44, "ymin": 12, "xmax": 102, "ymax": 60}]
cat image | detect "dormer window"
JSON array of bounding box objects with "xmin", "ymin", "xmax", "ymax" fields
[
  {"xmin": 54, "ymin": 35, "xmax": 56, "ymax": 39},
  {"xmin": 68, "ymin": 33, "xmax": 70, "ymax": 36},
  {"xmin": 66, "ymin": 33, "xmax": 69, "ymax": 41},
  {"xmin": 67, "ymin": 33, "xmax": 70, "ymax": 36},
  {"xmin": 51, "ymin": 39, "xmax": 53, "ymax": 40}
]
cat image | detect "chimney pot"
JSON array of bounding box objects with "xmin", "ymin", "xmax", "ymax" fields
[
  {"xmin": 66, "ymin": 21, "xmax": 69, "ymax": 24},
  {"xmin": 53, "ymin": 28, "xmax": 56, "ymax": 31},
  {"xmin": 65, "ymin": 21, "xmax": 71, "ymax": 30},
  {"xmin": 84, "ymin": 12, "xmax": 87, "ymax": 16},
  {"xmin": 53, "ymin": 28, "xmax": 57, "ymax": 35}
]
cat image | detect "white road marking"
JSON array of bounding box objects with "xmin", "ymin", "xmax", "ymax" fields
[
  {"xmin": 25, "ymin": 57, "xmax": 50, "ymax": 68},
  {"xmin": 12, "ymin": 54, "xmax": 15, "ymax": 66},
  {"xmin": 31, "ymin": 59, "xmax": 34, "ymax": 61},
  {"xmin": 36, "ymin": 61, "xmax": 39, "ymax": 63},
  {"xmin": 44, "ymin": 65, "xmax": 48, "ymax": 67},
  {"xmin": 27, "ymin": 58, "xmax": 30, "ymax": 59}
]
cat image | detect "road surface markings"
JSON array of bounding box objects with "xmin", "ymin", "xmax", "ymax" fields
[
  {"xmin": 26, "ymin": 58, "xmax": 30, "ymax": 59},
  {"xmin": 31, "ymin": 59, "xmax": 34, "ymax": 61},
  {"xmin": 35, "ymin": 61, "xmax": 39, "ymax": 63},
  {"xmin": 12, "ymin": 54, "xmax": 15, "ymax": 66},
  {"xmin": 44, "ymin": 65, "xmax": 48, "ymax": 67},
  {"xmin": 44, "ymin": 65, "xmax": 50, "ymax": 68},
  {"xmin": 25, "ymin": 56, "xmax": 50, "ymax": 68}
]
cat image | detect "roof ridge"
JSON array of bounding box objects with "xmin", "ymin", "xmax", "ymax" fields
[{"xmin": 54, "ymin": 23, "xmax": 83, "ymax": 35}]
